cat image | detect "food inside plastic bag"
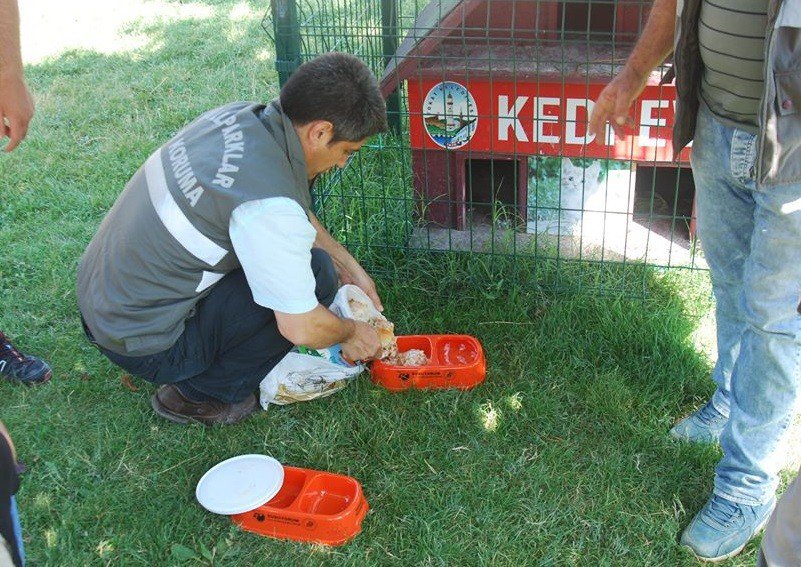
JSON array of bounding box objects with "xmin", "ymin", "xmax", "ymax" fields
[
  {"xmin": 343, "ymin": 293, "xmax": 398, "ymax": 360},
  {"xmin": 341, "ymin": 286, "xmax": 429, "ymax": 366},
  {"xmin": 346, "ymin": 296, "xmax": 373, "ymax": 321}
]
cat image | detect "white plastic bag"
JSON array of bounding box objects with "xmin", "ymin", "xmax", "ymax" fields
[
  {"xmin": 258, "ymin": 285, "xmax": 377, "ymax": 409},
  {"xmin": 258, "ymin": 344, "xmax": 364, "ymax": 408},
  {"xmin": 331, "ymin": 284, "xmax": 384, "ymax": 321}
]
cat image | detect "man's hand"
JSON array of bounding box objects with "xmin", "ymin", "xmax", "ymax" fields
[
  {"xmin": 587, "ymin": 0, "xmax": 676, "ymax": 141},
  {"xmin": 0, "ymin": 0, "xmax": 33, "ymax": 152},
  {"xmin": 0, "ymin": 70, "xmax": 33, "ymax": 152},
  {"xmin": 588, "ymin": 66, "xmax": 648, "ymax": 141},
  {"xmin": 337, "ymin": 261, "xmax": 383, "ymax": 312},
  {"xmin": 341, "ymin": 320, "xmax": 382, "ymax": 362}
]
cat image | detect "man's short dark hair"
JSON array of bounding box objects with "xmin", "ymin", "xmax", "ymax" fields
[{"xmin": 280, "ymin": 52, "xmax": 388, "ymax": 143}]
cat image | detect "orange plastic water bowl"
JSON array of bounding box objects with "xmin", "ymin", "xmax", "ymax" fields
[
  {"xmin": 231, "ymin": 466, "xmax": 369, "ymax": 546},
  {"xmin": 370, "ymin": 334, "xmax": 486, "ymax": 391}
]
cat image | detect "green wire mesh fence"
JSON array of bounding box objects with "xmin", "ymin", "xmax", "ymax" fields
[{"xmin": 263, "ymin": 0, "xmax": 707, "ymax": 295}]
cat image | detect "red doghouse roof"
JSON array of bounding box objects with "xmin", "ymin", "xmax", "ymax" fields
[{"xmin": 380, "ymin": 0, "xmax": 654, "ymax": 97}]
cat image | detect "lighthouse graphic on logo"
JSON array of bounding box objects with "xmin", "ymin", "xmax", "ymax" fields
[{"xmin": 422, "ymin": 81, "xmax": 478, "ymax": 149}]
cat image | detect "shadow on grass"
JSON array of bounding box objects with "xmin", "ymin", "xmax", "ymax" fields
[
  {"xmin": 0, "ymin": 2, "xmax": 745, "ymax": 565},
  {"xmin": 373, "ymin": 252, "xmax": 725, "ymax": 563}
]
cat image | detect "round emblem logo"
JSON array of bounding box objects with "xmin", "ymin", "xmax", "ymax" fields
[{"xmin": 422, "ymin": 81, "xmax": 478, "ymax": 149}]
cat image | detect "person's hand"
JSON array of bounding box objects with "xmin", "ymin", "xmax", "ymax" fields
[
  {"xmin": 588, "ymin": 65, "xmax": 649, "ymax": 141},
  {"xmin": 337, "ymin": 261, "xmax": 384, "ymax": 312},
  {"xmin": 341, "ymin": 320, "xmax": 382, "ymax": 362},
  {"xmin": 0, "ymin": 70, "xmax": 34, "ymax": 152}
]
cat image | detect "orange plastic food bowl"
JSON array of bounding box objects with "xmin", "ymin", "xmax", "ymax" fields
[
  {"xmin": 370, "ymin": 334, "xmax": 486, "ymax": 391},
  {"xmin": 230, "ymin": 466, "xmax": 368, "ymax": 546}
]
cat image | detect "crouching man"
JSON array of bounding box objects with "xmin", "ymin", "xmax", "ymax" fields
[{"xmin": 77, "ymin": 53, "xmax": 387, "ymax": 425}]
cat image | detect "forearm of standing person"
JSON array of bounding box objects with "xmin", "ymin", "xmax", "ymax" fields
[
  {"xmin": 0, "ymin": 0, "xmax": 34, "ymax": 152},
  {"xmin": 624, "ymin": 0, "xmax": 676, "ymax": 82},
  {"xmin": 0, "ymin": 0, "xmax": 23, "ymax": 78},
  {"xmin": 587, "ymin": 0, "xmax": 677, "ymax": 139}
]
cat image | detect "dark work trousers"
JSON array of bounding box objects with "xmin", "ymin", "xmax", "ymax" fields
[{"xmin": 88, "ymin": 248, "xmax": 338, "ymax": 404}]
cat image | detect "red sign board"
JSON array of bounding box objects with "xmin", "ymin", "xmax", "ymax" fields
[{"xmin": 408, "ymin": 79, "xmax": 690, "ymax": 163}]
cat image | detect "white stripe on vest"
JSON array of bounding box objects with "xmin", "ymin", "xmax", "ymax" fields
[
  {"xmin": 195, "ymin": 270, "xmax": 226, "ymax": 293},
  {"xmin": 144, "ymin": 152, "xmax": 227, "ymax": 267}
]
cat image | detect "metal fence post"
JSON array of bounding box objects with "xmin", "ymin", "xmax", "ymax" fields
[
  {"xmin": 381, "ymin": 0, "xmax": 401, "ymax": 134},
  {"xmin": 271, "ymin": 0, "xmax": 302, "ymax": 86}
]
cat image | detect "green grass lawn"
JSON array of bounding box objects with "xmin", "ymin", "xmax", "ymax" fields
[{"xmin": 0, "ymin": 1, "xmax": 786, "ymax": 565}]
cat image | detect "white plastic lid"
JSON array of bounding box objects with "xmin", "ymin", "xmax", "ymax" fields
[{"xmin": 195, "ymin": 454, "xmax": 284, "ymax": 515}]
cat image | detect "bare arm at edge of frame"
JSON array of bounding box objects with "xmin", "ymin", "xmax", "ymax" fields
[
  {"xmin": 587, "ymin": 0, "xmax": 677, "ymax": 140},
  {"xmin": 0, "ymin": 0, "xmax": 34, "ymax": 152}
]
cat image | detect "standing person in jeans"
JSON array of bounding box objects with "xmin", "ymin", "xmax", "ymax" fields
[
  {"xmin": 78, "ymin": 52, "xmax": 387, "ymax": 426},
  {"xmin": 0, "ymin": 0, "xmax": 52, "ymax": 386},
  {"xmin": 588, "ymin": 0, "xmax": 801, "ymax": 561}
]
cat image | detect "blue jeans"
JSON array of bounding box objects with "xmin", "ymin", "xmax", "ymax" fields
[
  {"xmin": 10, "ymin": 496, "xmax": 24, "ymax": 566},
  {"xmin": 692, "ymin": 103, "xmax": 801, "ymax": 506}
]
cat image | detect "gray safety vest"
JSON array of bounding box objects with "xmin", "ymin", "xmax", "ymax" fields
[{"xmin": 77, "ymin": 101, "xmax": 312, "ymax": 355}]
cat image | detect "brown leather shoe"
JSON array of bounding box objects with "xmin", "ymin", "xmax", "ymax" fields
[{"xmin": 150, "ymin": 384, "xmax": 258, "ymax": 426}]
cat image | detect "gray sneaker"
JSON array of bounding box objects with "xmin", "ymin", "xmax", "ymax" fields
[
  {"xmin": 681, "ymin": 494, "xmax": 775, "ymax": 562},
  {"xmin": 670, "ymin": 400, "xmax": 728, "ymax": 443}
]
